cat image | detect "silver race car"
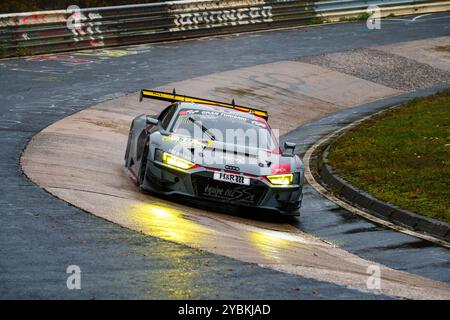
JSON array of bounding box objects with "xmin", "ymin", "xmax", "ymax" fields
[{"xmin": 125, "ymin": 89, "xmax": 304, "ymax": 215}]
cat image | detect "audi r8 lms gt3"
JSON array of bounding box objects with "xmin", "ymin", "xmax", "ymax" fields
[{"xmin": 124, "ymin": 89, "xmax": 304, "ymax": 215}]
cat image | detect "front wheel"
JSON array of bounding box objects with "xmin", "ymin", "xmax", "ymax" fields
[
  {"xmin": 138, "ymin": 142, "xmax": 149, "ymax": 187},
  {"xmin": 124, "ymin": 121, "xmax": 134, "ymax": 166}
]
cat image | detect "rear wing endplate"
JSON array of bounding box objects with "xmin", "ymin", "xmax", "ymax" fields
[{"xmin": 139, "ymin": 89, "xmax": 268, "ymax": 120}]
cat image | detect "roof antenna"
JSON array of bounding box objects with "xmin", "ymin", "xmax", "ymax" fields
[
  {"xmin": 172, "ymin": 88, "xmax": 176, "ymax": 95},
  {"xmin": 232, "ymin": 98, "xmax": 235, "ymax": 105}
]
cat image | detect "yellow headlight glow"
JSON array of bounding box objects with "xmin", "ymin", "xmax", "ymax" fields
[
  {"xmin": 267, "ymin": 173, "xmax": 294, "ymax": 186},
  {"xmin": 162, "ymin": 152, "xmax": 195, "ymax": 170}
]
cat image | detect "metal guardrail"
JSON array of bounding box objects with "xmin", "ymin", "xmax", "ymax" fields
[
  {"xmin": 315, "ymin": 0, "xmax": 426, "ymax": 12},
  {"xmin": 0, "ymin": 0, "xmax": 449, "ymax": 58}
]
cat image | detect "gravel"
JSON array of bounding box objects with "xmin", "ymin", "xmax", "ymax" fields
[{"xmin": 296, "ymin": 48, "xmax": 450, "ymax": 91}]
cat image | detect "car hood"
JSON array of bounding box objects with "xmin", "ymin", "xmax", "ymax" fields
[{"xmin": 154, "ymin": 133, "xmax": 303, "ymax": 176}]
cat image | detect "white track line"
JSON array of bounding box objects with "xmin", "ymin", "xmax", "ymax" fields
[{"xmin": 412, "ymin": 13, "xmax": 433, "ymax": 21}]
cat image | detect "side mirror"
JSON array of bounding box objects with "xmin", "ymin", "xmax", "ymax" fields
[
  {"xmin": 146, "ymin": 116, "xmax": 158, "ymax": 126},
  {"xmin": 282, "ymin": 142, "xmax": 296, "ymax": 157}
]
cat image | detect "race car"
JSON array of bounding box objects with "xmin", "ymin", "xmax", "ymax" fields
[{"xmin": 124, "ymin": 89, "xmax": 304, "ymax": 215}]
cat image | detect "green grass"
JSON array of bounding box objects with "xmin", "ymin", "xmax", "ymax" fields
[
  {"xmin": 339, "ymin": 12, "xmax": 371, "ymax": 22},
  {"xmin": 327, "ymin": 89, "xmax": 450, "ymax": 223}
]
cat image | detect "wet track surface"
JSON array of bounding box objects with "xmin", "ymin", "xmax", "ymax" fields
[
  {"xmin": 1, "ymin": 14, "xmax": 450, "ymax": 298},
  {"xmin": 283, "ymin": 86, "xmax": 450, "ymax": 283}
]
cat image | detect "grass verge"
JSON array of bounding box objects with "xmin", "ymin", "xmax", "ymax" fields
[{"xmin": 327, "ymin": 89, "xmax": 450, "ymax": 223}]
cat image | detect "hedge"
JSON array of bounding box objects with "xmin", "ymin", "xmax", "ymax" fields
[{"xmin": 0, "ymin": 1, "xmax": 169, "ymax": 14}]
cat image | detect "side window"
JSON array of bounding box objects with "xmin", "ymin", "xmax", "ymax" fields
[{"xmin": 159, "ymin": 105, "xmax": 177, "ymax": 130}]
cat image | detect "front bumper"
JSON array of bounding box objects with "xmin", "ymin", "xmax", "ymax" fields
[{"xmin": 142, "ymin": 160, "xmax": 303, "ymax": 215}]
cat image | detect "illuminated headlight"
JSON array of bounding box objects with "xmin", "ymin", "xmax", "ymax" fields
[
  {"xmin": 267, "ymin": 173, "xmax": 294, "ymax": 186},
  {"xmin": 162, "ymin": 152, "xmax": 196, "ymax": 170}
]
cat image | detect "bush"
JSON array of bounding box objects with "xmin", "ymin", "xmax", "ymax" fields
[{"xmin": 0, "ymin": 0, "xmax": 167, "ymax": 14}]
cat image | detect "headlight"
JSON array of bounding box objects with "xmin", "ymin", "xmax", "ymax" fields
[
  {"xmin": 162, "ymin": 152, "xmax": 196, "ymax": 170},
  {"xmin": 266, "ymin": 173, "xmax": 294, "ymax": 186}
]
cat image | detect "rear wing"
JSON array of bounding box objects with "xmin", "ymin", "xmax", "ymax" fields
[{"xmin": 139, "ymin": 89, "xmax": 269, "ymax": 120}]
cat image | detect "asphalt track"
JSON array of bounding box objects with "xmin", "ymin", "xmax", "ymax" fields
[{"xmin": 1, "ymin": 13, "xmax": 450, "ymax": 299}]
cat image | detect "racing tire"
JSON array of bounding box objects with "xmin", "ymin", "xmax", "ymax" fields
[
  {"xmin": 138, "ymin": 141, "xmax": 149, "ymax": 188},
  {"xmin": 124, "ymin": 121, "xmax": 134, "ymax": 166}
]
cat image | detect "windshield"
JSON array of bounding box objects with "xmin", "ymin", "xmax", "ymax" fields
[{"xmin": 170, "ymin": 108, "xmax": 277, "ymax": 150}]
